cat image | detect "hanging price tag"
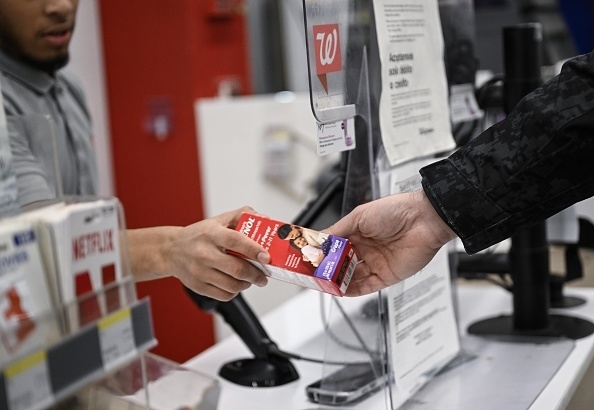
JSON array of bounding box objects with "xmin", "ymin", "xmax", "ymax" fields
[
  {"xmin": 98, "ymin": 307, "xmax": 136, "ymax": 371},
  {"xmin": 4, "ymin": 350, "xmax": 53, "ymax": 410},
  {"xmin": 316, "ymin": 118, "xmax": 356, "ymax": 156}
]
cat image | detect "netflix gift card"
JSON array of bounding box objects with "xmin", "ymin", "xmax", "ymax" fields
[{"xmin": 29, "ymin": 199, "xmax": 125, "ymax": 330}]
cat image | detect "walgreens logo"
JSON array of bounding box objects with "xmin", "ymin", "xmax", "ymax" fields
[{"xmin": 313, "ymin": 24, "xmax": 342, "ymax": 93}]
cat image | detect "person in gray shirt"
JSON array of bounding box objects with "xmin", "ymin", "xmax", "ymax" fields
[
  {"xmin": 0, "ymin": 0, "xmax": 270, "ymax": 301},
  {"xmin": 1, "ymin": 50, "xmax": 96, "ymax": 205}
]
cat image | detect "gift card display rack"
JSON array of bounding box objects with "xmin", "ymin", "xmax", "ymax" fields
[{"xmin": 0, "ymin": 112, "xmax": 220, "ymax": 409}]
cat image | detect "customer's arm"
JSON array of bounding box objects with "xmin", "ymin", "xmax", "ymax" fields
[
  {"xmin": 329, "ymin": 51, "xmax": 594, "ymax": 296},
  {"xmin": 421, "ymin": 50, "xmax": 594, "ymax": 254}
]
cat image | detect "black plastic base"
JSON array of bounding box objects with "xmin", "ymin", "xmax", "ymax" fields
[
  {"xmin": 550, "ymin": 275, "xmax": 587, "ymax": 308},
  {"xmin": 468, "ymin": 314, "xmax": 594, "ymax": 340},
  {"xmin": 218, "ymin": 357, "xmax": 299, "ymax": 387},
  {"xmin": 550, "ymin": 295, "xmax": 587, "ymax": 309}
]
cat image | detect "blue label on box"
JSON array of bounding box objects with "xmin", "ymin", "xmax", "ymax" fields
[{"xmin": 314, "ymin": 236, "xmax": 346, "ymax": 280}]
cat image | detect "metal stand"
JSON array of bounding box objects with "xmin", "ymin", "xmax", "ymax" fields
[{"xmin": 468, "ymin": 23, "xmax": 594, "ymax": 340}]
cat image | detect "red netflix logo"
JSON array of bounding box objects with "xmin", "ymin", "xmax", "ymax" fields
[{"xmin": 313, "ymin": 24, "xmax": 342, "ymax": 93}]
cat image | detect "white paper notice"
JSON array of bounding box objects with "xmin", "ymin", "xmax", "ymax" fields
[
  {"xmin": 387, "ymin": 247, "xmax": 460, "ymax": 404},
  {"xmin": 373, "ymin": 0, "xmax": 456, "ymax": 166},
  {"xmin": 380, "ymin": 155, "xmax": 439, "ymax": 198}
]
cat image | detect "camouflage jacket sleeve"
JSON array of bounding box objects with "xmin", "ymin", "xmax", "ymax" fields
[{"xmin": 420, "ymin": 50, "xmax": 594, "ymax": 254}]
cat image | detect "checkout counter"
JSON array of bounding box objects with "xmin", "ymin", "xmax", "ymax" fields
[{"xmin": 185, "ymin": 283, "xmax": 594, "ymax": 410}]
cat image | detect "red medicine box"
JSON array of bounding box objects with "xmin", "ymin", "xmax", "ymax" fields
[{"xmin": 231, "ymin": 213, "xmax": 359, "ymax": 296}]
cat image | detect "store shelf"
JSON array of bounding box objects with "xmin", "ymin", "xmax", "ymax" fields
[
  {"xmin": 0, "ymin": 197, "xmax": 159, "ymax": 410},
  {"xmin": 0, "ymin": 294, "xmax": 156, "ymax": 410}
]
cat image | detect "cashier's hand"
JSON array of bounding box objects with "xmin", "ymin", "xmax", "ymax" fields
[
  {"xmin": 326, "ymin": 190, "xmax": 457, "ymax": 297},
  {"xmin": 128, "ymin": 207, "xmax": 270, "ymax": 301}
]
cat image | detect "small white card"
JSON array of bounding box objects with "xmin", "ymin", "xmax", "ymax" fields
[
  {"xmin": 450, "ymin": 83, "xmax": 484, "ymax": 124},
  {"xmin": 98, "ymin": 308, "xmax": 136, "ymax": 372},
  {"xmin": 316, "ymin": 118, "xmax": 356, "ymax": 156},
  {"xmin": 5, "ymin": 351, "xmax": 53, "ymax": 410}
]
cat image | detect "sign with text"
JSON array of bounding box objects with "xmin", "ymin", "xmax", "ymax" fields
[
  {"xmin": 387, "ymin": 247, "xmax": 460, "ymax": 408},
  {"xmin": 373, "ymin": 0, "xmax": 456, "ymax": 166}
]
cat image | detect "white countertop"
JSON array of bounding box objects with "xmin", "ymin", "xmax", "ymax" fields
[{"xmin": 185, "ymin": 284, "xmax": 594, "ymax": 410}]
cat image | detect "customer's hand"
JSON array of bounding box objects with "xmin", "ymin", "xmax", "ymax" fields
[{"xmin": 326, "ymin": 191, "xmax": 456, "ymax": 296}]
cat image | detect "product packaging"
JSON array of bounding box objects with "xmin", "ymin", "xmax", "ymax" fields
[{"xmin": 232, "ymin": 213, "xmax": 359, "ymax": 296}]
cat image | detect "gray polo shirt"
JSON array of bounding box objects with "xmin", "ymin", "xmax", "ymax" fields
[{"xmin": 0, "ymin": 50, "xmax": 98, "ymax": 207}]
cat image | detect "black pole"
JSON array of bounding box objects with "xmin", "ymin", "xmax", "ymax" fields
[
  {"xmin": 509, "ymin": 221, "xmax": 550, "ymax": 330},
  {"xmin": 502, "ymin": 23, "xmax": 543, "ymax": 114},
  {"xmin": 468, "ymin": 23, "xmax": 594, "ymax": 340},
  {"xmin": 503, "ymin": 23, "xmax": 550, "ymax": 331}
]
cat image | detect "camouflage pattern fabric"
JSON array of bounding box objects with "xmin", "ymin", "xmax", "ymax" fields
[{"xmin": 421, "ymin": 50, "xmax": 594, "ymax": 254}]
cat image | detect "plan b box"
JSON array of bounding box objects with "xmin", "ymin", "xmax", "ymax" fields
[{"xmin": 231, "ymin": 213, "xmax": 358, "ymax": 296}]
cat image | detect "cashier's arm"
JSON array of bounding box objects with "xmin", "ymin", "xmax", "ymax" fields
[{"xmin": 126, "ymin": 207, "xmax": 271, "ymax": 301}]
